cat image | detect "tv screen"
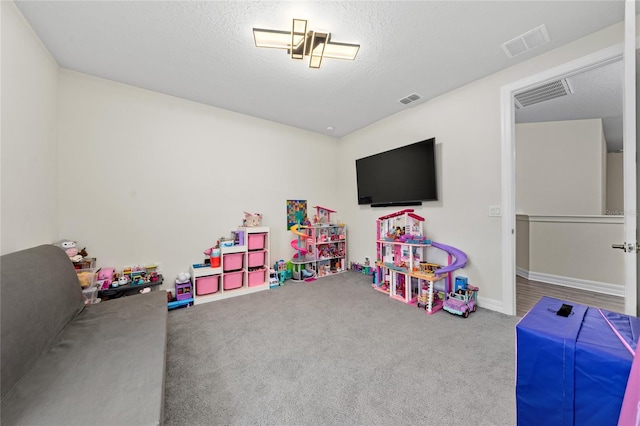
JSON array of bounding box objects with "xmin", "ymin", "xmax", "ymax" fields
[{"xmin": 356, "ymin": 138, "xmax": 437, "ymax": 207}]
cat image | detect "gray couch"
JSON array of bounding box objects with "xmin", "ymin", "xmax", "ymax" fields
[{"xmin": 1, "ymin": 245, "xmax": 168, "ymax": 425}]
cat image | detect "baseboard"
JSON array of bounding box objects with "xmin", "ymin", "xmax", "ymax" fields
[
  {"xmin": 516, "ymin": 267, "xmax": 529, "ymax": 279},
  {"xmin": 478, "ymin": 296, "xmax": 503, "ymax": 313},
  {"xmin": 517, "ymin": 269, "xmax": 624, "ymax": 297}
]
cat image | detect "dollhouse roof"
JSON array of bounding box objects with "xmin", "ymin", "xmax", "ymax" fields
[
  {"xmin": 378, "ymin": 209, "xmax": 424, "ymax": 222},
  {"xmin": 313, "ymin": 206, "xmax": 337, "ymax": 213}
]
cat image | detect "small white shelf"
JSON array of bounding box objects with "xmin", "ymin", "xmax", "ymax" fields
[{"xmin": 190, "ymin": 227, "xmax": 270, "ymax": 305}]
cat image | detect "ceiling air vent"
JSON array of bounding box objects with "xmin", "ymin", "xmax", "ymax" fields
[
  {"xmin": 398, "ymin": 93, "xmax": 422, "ymax": 105},
  {"xmin": 514, "ymin": 78, "xmax": 573, "ymax": 109},
  {"xmin": 501, "ymin": 24, "xmax": 550, "ymax": 58}
]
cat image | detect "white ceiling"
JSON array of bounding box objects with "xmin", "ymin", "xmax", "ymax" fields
[
  {"xmin": 15, "ymin": 0, "xmax": 626, "ymax": 140},
  {"xmin": 515, "ymin": 59, "xmax": 624, "ymax": 152}
]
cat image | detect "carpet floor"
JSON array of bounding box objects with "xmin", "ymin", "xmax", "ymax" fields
[{"xmin": 164, "ymin": 272, "xmax": 519, "ymax": 425}]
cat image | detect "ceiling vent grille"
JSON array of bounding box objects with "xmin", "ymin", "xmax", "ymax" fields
[
  {"xmin": 514, "ymin": 78, "xmax": 573, "ymax": 109},
  {"xmin": 398, "ymin": 93, "xmax": 422, "ymax": 105},
  {"xmin": 502, "ymin": 24, "xmax": 550, "ymax": 58}
]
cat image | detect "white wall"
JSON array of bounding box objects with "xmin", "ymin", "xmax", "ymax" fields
[
  {"xmin": 515, "ymin": 215, "xmax": 530, "ymax": 272},
  {"xmin": 516, "ymin": 119, "xmax": 606, "ymax": 216},
  {"xmin": 516, "ymin": 215, "xmax": 624, "ymax": 295},
  {"xmin": 57, "ymin": 70, "xmax": 338, "ymax": 287},
  {"xmin": 1, "ymin": 1, "xmax": 59, "ymax": 254},
  {"xmin": 338, "ymin": 21, "xmax": 624, "ymax": 311},
  {"xmin": 528, "ymin": 216, "xmax": 624, "ymax": 291},
  {"xmin": 606, "ymin": 151, "xmax": 624, "ymax": 214}
]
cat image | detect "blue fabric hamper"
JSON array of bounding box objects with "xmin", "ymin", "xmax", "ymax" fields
[{"xmin": 516, "ymin": 296, "xmax": 639, "ymax": 426}]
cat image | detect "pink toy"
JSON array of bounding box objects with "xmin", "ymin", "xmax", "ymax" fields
[
  {"xmin": 97, "ymin": 267, "xmax": 116, "ymax": 290},
  {"xmin": 243, "ymin": 212, "xmax": 263, "ymax": 227}
]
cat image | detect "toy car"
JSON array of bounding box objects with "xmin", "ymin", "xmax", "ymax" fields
[{"xmin": 443, "ymin": 290, "xmax": 477, "ymax": 318}]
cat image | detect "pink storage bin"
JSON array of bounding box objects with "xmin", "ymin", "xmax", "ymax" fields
[
  {"xmin": 196, "ymin": 275, "xmax": 219, "ymax": 295},
  {"xmin": 247, "ymin": 269, "xmax": 266, "ymax": 287},
  {"xmin": 223, "ymin": 253, "xmax": 244, "ymax": 271},
  {"xmin": 248, "ymin": 233, "xmax": 267, "ymax": 250},
  {"xmin": 224, "ymin": 271, "xmax": 243, "ymax": 290},
  {"xmin": 247, "ymin": 250, "xmax": 266, "ymax": 268}
]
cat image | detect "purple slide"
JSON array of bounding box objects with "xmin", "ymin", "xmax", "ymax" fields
[{"xmin": 431, "ymin": 241, "xmax": 467, "ymax": 274}]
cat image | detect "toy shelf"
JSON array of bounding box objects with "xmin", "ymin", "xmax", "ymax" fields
[
  {"xmin": 191, "ymin": 227, "xmax": 270, "ymax": 305},
  {"xmin": 290, "ymin": 223, "xmax": 347, "ymax": 281}
]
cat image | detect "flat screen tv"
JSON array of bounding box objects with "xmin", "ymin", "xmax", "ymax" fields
[{"xmin": 356, "ymin": 138, "xmax": 437, "ymax": 207}]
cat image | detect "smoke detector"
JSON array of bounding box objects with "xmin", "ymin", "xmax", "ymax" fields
[{"xmin": 501, "ymin": 24, "xmax": 550, "ymax": 58}]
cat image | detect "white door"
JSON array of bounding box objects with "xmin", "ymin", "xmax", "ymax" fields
[{"xmin": 616, "ymin": 0, "xmax": 637, "ymax": 315}]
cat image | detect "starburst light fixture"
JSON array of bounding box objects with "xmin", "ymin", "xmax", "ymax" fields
[{"xmin": 253, "ymin": 19, "xmax": 360, "ymax": 69}]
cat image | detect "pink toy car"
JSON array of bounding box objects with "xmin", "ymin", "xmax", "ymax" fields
[{"xmin": 443, "ymin": 287, "xmax": 478, "ymax": 318}]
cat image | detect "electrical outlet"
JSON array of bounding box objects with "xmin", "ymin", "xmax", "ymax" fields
[{"xmin": 489, "ymin": 206, "xmax": 501, "ymax": 217}]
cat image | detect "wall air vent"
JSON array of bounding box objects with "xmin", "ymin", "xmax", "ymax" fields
[
  {"xmin": 502, "ymin": 24, "xmax": 550, "ymax": 58},
  {"xmin": 514, "ymin": 78, "xmax": 573, "ymax": 108},
  {"xmin": 398, "ymin": 93, "xmax": 422, "ymax": 105}
]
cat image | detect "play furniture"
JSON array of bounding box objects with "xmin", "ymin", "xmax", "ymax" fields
[
  {"xmin": 190, "ymin": 227, "xmax": 270, "ymax": 304},
  {"xmin": 290, "ymin": 222, "xmax": 347, "ymax": 281},
  {"xmin": 516, "ymin": 296, "xmax": 639, "ymax": 426},
  {"xmin": 0, "ymin": 245, "xmax": 167, "ymax": 425},
  {"xmin": 372, "ymin": 209, "xmax": 467, "ymax": 314},
  {"xmin": 168, "ymin": 277, "xmax": 194, "ymax": 310},
  {"xmin": 176, "ymin": 278, "xmax": 193, "ymax": 301},
  {"xmin": 269, "ymin": 268, "xmax": 280, "ymax": 288},
  {"xmin": 274, "ymin": 259, "xmax": 290, "ymax": 284}
]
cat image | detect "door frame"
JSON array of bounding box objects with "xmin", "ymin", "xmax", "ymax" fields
[
  {"xmin": 500, "ymin": 43, "xmax": 627, "ymax": 316},
  {"xmin": 622, "ymin": 0, "xmax": 636, "ymax": 315}
]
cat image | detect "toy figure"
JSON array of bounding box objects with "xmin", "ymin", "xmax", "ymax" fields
[
  {"xmin": 243, "ymin": 212, "xmax": 263, "ymax": 227},
  {"xmin": 56, "ymin": 239, "xmax": 83, "ymax": 262}
]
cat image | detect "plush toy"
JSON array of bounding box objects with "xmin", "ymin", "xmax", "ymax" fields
[
  {"xmin": 55, "ymin": 239, "xmax": 83, "ymax": 262},
  {"xmin": 97, "ymin": 267, "xmax": 116, "ymax": 289},
  {"xmin": 77, "ymin": 271, "xmax": 94, "ymax": 288},
  {"xmin": 243, "ymin": 212, "xmax": 263, "ymax": 227}
]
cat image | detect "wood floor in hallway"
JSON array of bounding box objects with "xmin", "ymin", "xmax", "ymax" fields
[{"xmin": 515, "ymin": 275, "xmax": 625, "ymax": 317}]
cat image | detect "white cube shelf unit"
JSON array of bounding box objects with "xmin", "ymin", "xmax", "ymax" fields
[{"xmin": 190, "ymin": 227, "xmax": 270, "ymax": 305}]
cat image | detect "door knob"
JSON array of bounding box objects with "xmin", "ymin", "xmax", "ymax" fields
[{"xmin": 612, "ymin": 243, "xmax": 627, "ymax": 252}]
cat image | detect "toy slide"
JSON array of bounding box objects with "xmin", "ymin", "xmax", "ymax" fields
[
  {"xmin": 290, "ymin": 224, "xmax": 308, "ymax": 258},
  {"xmin": 431, "ymin": 241, "xmax": 467, "ymax": 275}
]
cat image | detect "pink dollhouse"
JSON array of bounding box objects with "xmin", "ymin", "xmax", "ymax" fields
[
  {"xmin": 376, "ymin": 209, "xmax": 427, "ymax": 271},
  {"xmin": 312, "ymin": 206, "xmax": 336, "ymax": 225},
  {"xmin": 373, "ymin": 209, "xmax": 468, "ymax": 315}
]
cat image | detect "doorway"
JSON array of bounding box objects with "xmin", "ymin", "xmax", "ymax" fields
[
  {"xmin": 513, "ymin": 58, "xmax": 624, "ymax": 316},
  {"xmin": 500, "ymin": 41, "xmax": 636, "ymax": 316}
]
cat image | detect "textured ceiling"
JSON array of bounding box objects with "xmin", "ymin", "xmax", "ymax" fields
[
  {"xmin": 516, "ymin": 59, "xmax": 624, "ymax": 152},
  {"xmin": 15, "ymin": 0, "xmax": 626, "ymax": 139}
]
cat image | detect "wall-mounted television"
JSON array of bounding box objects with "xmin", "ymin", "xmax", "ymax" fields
[{"xmin": 356, "ymin": 138, "xmax": 437, "ymax": 207}]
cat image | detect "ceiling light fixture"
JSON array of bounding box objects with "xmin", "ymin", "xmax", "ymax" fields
[{"xmin": 253, "ymin": 19, "xmax": 359, "ymax": 69}]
